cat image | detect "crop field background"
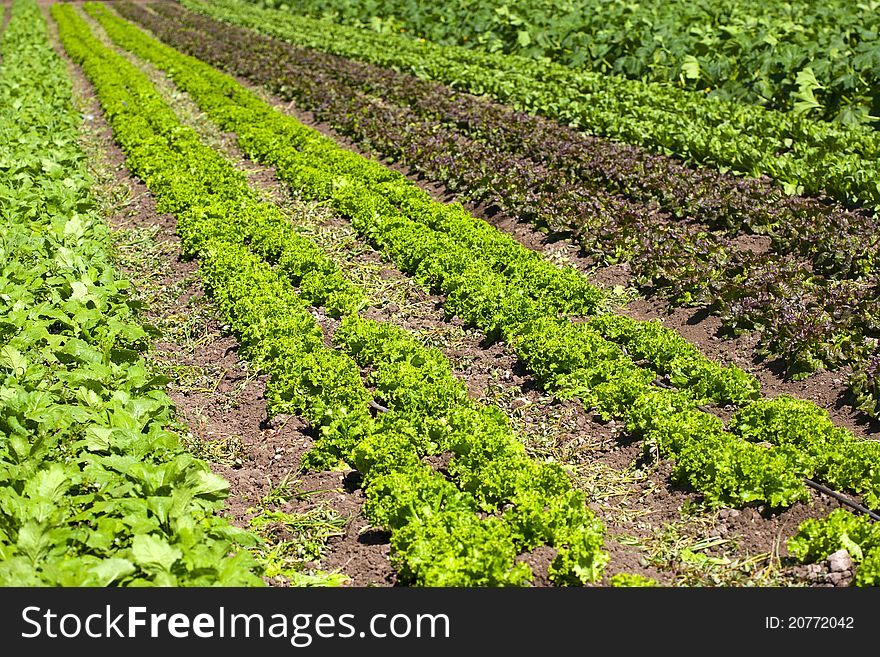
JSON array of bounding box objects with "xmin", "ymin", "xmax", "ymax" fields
[{"xmin": 1, "ymin": 0, "xmax": 879, "ymax": 590}]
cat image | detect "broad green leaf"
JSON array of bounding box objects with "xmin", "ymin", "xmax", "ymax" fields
[
  {"xmin": 0, "ymin": 345, "xmax": 27, "ymax": 376},
  {"xmin": 131, "ymin": 534, "xmax": 183, "ymax": 572},
  {"xmin": 681, "ymin": 55, "xmax": 700, "ymax": 81},
  {"xmin": 89, "ymin": 558, "xmax": 137, "ymax": 586}
]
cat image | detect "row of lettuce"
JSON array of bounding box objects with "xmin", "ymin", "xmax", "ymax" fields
[
  {"xmin": 248, "ymin": 0, "xmax": 880, "ymax": 128},
  {"xmin": 123, "ymin": 1, "xmax": 880, "ymax": 416},
  {"xmin": 185, "ymin": 0, "xmax": 880, "ymax": 213},
  {"xmin": 86, "ymin": 3, "xmax": 880, "ymax": 583},
  {"xmin": 0, "ymin": 0, "xmax": 262, "ymax": 586}
]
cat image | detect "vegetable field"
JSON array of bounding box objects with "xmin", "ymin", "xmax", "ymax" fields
[{"xmin": 2, "ymin": 0, "xmax": 879, "ymax": 588}]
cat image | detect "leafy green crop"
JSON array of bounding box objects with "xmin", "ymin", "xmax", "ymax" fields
[
  {"xmin": 334, "ymin": 316, "xmax": 609, "ymax": 584},
  {"xmin": 0, "ymin": 0, "xmax": 261, "ymax": 586},
  {"xmin": 789, "ymin": 509, "xmax": 880, "ymax": 586},
  {"xmin": 248, "ymin": 0, "xmax": 880, "ymax": 128},
  {"xmin": 610, "ymin": 573, "xmax": 659, "ymax": 587},
  {"xmin": 187, "ymin": 0, "xmax": 880, "ymax": 210},
  {"xmin": 850, "ymin": 352, "xmax": 880, "ymax": 419},
  {"xmin": 730, "ymin": 397, "xmax": 880, "ymax": 507}
]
